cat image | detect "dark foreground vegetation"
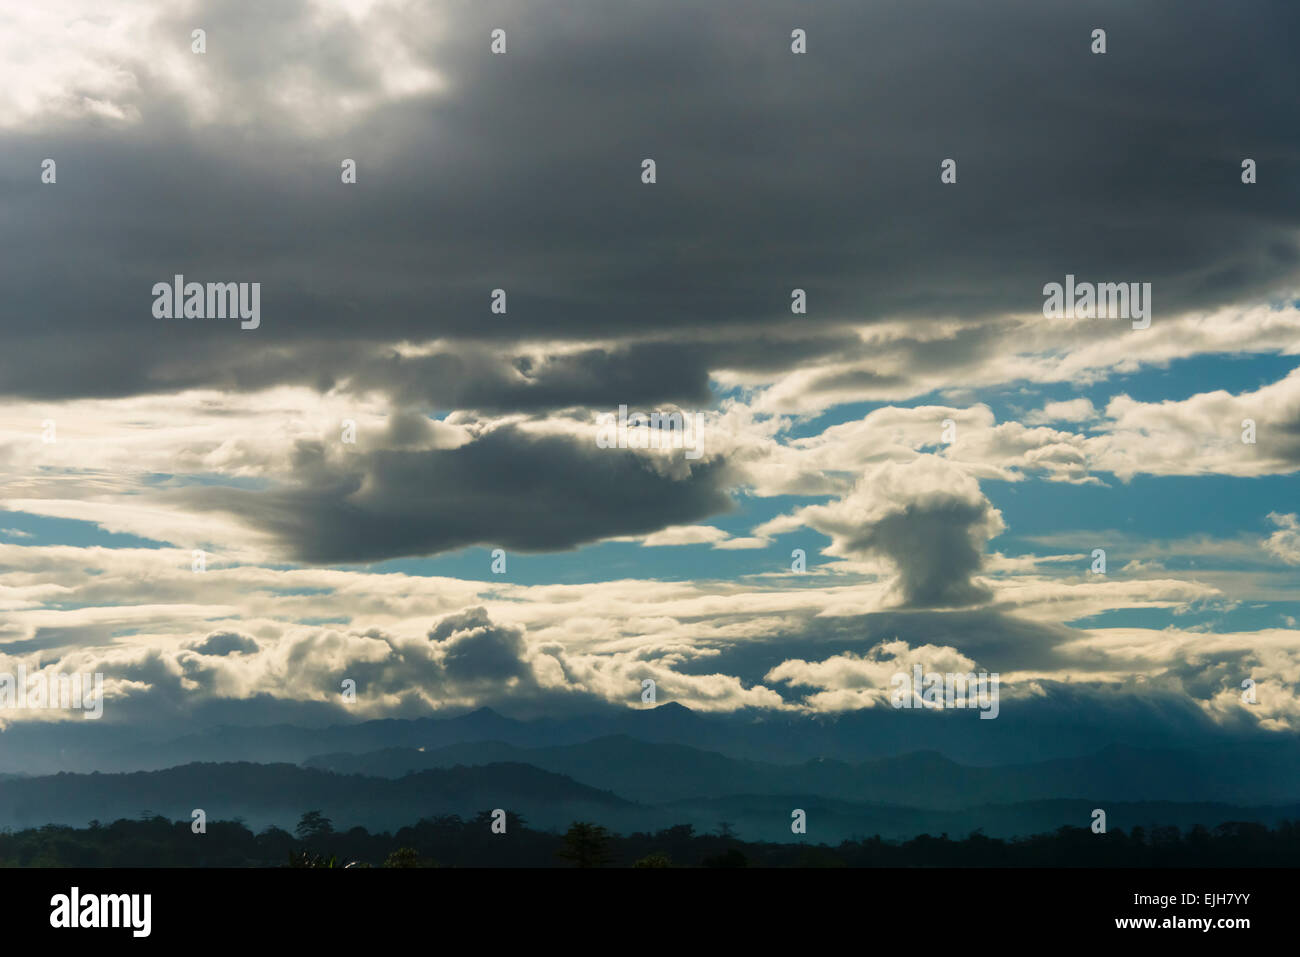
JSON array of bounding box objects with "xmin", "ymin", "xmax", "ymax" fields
[{"xmin": 3, "ymin": 811, "xmax": 1299, "ymax": 867}]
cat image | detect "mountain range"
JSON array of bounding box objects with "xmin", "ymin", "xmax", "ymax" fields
[{"xmin": 2, "ymin": 703, "xmax": 1297, "ymax": 843}]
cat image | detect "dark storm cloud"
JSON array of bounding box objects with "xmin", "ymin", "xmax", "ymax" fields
[
  {"xmin": 172, "ymin": 425, "xmax": 735, "ymax": 563},
  {"xmin": 360, "ymin": 342, "xmax": 716, "ymax": 412},
  {"xmin": 188, "ymin": 631, "xmax": 260, "ymax": 656},
  {"xmin": 427, "ymin": 607, "xmax": 529, "ymax": 682},
  {"xmin": 848, "ymin": 501, "xmax": 997, "ymax": 607},
  {"xmin": 285, "ymin": 610, "xmax": 605, "ymax": 715},
  {"xmin": 428, "ymin": 607, "xmax": 495, "ymax": 642},
  {"xmin": 673, "ymin": 609, "xmax": 1078, "ymax": 689},
  {"xmin": 785, "ymin": 459, "xmax": 1004, "ymax": 608},
  {"xmin": 0, "ymin": 0, "xmax": 1296, "ymax": 404}
]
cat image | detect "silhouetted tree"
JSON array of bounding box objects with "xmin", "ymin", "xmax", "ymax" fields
[
  {"xmin": 5, "ymin": 811, "xmax": 1299, "ymax": 868},
  {"xmin": 295, "ymin": 810, "xmax": 334, "ymax": 842},
  {"xmin": 384, "ymin": 847, "xmax": 436, "ymax": 868},
  {"xmin": 558, "ymin": 822, "xmax": 612, "ymax": 867},
  {"xmin": 703, "ymin": 847, "xmax": 748, "ymax": 868}
]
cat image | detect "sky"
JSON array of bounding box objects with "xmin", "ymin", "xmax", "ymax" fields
[{"xmin": 0, "ymin": 0, "xmax": 1298, "ymax": 758}]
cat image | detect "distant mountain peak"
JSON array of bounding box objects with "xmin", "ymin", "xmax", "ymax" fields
[{"xmin": 648, "ymin": 702, "xmax": 693, "ymax": 713}]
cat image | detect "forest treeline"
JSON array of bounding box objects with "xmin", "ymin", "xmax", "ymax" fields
[{"xmin": 2, "ymin": 811, "xmax": 1297, "ymax": 867}]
